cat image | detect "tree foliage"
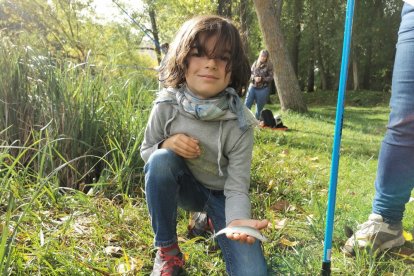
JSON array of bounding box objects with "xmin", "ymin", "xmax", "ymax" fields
[
  {"xmin": 143, "ymin": 0, "xmax": 401, "ymax": 92},
  {"xmin": 1, "ymin": 0, "xmax": 403, "ymax": 92},
  {"xmin": 281, "ymin": 0, "xmax": 401, "ymax": 92},
  {"xmin": 0, "ymin": 0, "xmax": 156, "ymax": 71}
]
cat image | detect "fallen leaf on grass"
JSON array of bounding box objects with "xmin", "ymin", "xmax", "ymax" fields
[
  {"xmin": 280, "ymin": 237, "xmax": 298, "ymax": 247},
  {"xmin": 103, "ymin": 233, "xmax": 119, "ymax": 243},
  {"xmin": 279, "ymin": 149, "xmax": 289, "ymax": 157},
  {"xmin": 309, "ymin": 156, "xmax": 319, "ymax": 162},
  {"xmin": 39, "ymin": 229, "xmax": 44, "ymax": 247},
  {"xmin": 271, "ymin": 200, "xmax": 290, "ymax": 212},
  {"xmin": 73, "ymin": 223, "xmax": 91, "ymax": 235},
  {"xmin": 346, "ymin": 189, "xmax": 356, "ymax": 196},
  {"xmin": 287, "ymin": 205, "xmax": 296, "ymax": 212},
  {"xmin": 267, "ymin": 179, "xmax": 276, "ymax": 191},
  {"xmin": 117, "ymin": 263, "xmax": 128, "ymax": 274},
  {"xmin": 403, "ymin": 230, "xmax": 413, "ymax": 241},
  {"xmin": 104, "ymin": 246, "xmax": 123, "ymax": 257},
  {"xmin": 273, "ymin": 218, "xmax": 287, "ymax": 229},
  {"xmin": 117, "ymin": 257, "xmax": 143, "ymax": 274}
]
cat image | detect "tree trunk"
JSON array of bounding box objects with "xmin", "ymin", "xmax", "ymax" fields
[
  {"xmin": 239, "ymin": 0, "xmax": 249, "ymax": 55},
  {"xmin": 352, "ymin": 50, "xmax": 359, "ymax": 90},
  {"xmin": 311, "ymin": 7, "xmax": 328, "ymax": 90},
  {"xmin": 362, "ymin": 0, "xmax": 384, "ymax": 90},
  {"xmin": 362, "ymin": 35, "xmax": 372, "ymax": 89},
  {"xmin": 307, "ymin": 57, "xmax": 315, "ymax": 92},
  {"xmin": 252, "ymin": 0, "xmax": 307, "ymax": 113},
  {"xmin": 291, "ymin": 0, "xmax": 303, "ymax": 76},
  {"xmin": 149, "ymin": 8, "xmax": 161, "ymax": 64},
  {"xmin": 275, "ymin": 0, "xmax": 283, "ymax": 23},
  {"xmin": 218, "ymin": 0, "xmax": 232, "ymax": 17}
]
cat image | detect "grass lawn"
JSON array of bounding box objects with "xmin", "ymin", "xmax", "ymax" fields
[{"xmin": 2, "ymin": 90, "xmax": 414, "ymax": 275}]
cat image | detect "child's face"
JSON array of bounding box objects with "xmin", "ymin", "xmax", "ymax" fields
[{"xmin": 185, "ymin": 35, "xmax": 231, "ymax": 99}]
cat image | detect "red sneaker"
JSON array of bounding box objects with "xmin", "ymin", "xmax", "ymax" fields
[{"xmin": 151, "ymin": 248, "xmax": 185, "ymax": 276}]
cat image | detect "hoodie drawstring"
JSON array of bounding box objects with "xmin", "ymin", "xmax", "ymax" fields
[
  {"xmin": 217, "ymin": 121, "xmax": 224, "ymax": 176},
  {"xmin": 163, "ymin": 108, "xmax": 178, "ymax": 139}
]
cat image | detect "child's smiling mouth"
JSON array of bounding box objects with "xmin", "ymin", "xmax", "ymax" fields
[{"xmin": 198, "ymin": 74, "xmax": 219, "ymax": 80}]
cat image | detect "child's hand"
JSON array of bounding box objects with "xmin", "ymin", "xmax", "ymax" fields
[
  {"xmin": 226, "ymin": 219, "xmax": 268, "ymax": 244},
  {"xmin": 161, "ymin": 134, "xmax": 201, "ymax": 159}
]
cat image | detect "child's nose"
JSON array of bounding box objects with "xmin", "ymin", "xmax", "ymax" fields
[{"xmin": 205, "ymin": 58, "xmax": 218, "ymax": 69}]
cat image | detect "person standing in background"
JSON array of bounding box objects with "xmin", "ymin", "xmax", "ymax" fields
[{"xmin": 245, "ymin": 50, "xmax": 274, "ymax": 119}]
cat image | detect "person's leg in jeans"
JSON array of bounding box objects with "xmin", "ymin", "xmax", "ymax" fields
[
  {"xmin": 343, "ymin": 4, "xmax": 414, "ymax": 255},
  {"xmin": 146, "ymin": 149, "xmax": 267, "ymax": 274},
  {"xmin": 254, "ymin": 86, "xmax": 270, "ymax": 120},
  {"xmin": 245, "ymin": 85, "xmax": 257, "ymax": 110},
  {"xmin": 145, "ymin": 149, "xmax": 212, "ymax": 275},
  {"xmin": 206, "ymin": 193, "xmax": 267, "ymax": 276},
  {"xmin": 145, "ymin": 149, "xmax": 207, "ymax": 247},
  {"xmin": 372, "ymin": 3, "xmax": 414, "ymax": 223}
]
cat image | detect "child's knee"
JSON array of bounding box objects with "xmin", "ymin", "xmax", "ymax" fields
[{"xmin": 146, "ymin": 149, "xmax": 181, "ymax": 170}]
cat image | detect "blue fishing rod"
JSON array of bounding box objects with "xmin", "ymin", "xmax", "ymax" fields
[{"xmin": 322, "ymin": 0, "xmax": 355, "ymax": 275}]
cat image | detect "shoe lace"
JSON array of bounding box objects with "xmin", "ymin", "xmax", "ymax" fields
[
  {"xmin": 159, "ymin": 251, "xmax": 184, "ymax": 276},
  {"xmin": 356, "ymin": 219, "xmax": 382, "ymax": 235}
]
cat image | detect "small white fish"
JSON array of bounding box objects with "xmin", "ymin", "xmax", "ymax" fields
[{"xmin": 213, "ymin": 226, "xmax": 268, "ymax": 242}]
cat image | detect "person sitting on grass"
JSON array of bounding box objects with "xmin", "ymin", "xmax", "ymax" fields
[{"xmin": 140, "ymin": 15, "xmax": 269, "ymax": 276}]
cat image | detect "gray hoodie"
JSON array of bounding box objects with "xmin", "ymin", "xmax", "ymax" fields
[{"xmin": 140, "ymin": 87, "xmax": 257, "ymax": 225}]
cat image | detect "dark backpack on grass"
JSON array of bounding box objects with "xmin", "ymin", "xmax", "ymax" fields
[
  {"xmin": 260, "ymin": 109, "xmax": 287, "ymax": 129},
  {"xmin": 260, "ymin": 109, "xmax": 277, "ymax": 128}
]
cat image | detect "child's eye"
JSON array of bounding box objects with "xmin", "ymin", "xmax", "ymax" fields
[
  {"xmin": 220, "ymin": 56, "xmax": 230, "ymax": 61},
  {"xmin": 190, "ymin": 46, "xmax": 206, "ymax": 57},
  {"xmin": 190, "ymin": 51, "xmax": 204, "ymax": 57}
]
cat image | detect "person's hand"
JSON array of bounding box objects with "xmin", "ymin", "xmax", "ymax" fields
[
  {"xmin": 226, "ymin": 219, "xmax": 268, "ymax": 244},
  {"xmin": 254, "ymin": 76, "xmax": 262, "ymax": 83},
  {"xmin": 161, "ymin": 134, "xmax": 201, "ymax": 159}
]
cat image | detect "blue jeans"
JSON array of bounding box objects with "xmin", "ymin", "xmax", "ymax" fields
[
  {"xmin": 372, "ymin": 3, "xmax": 414, "ymax": 223},
  {"xmin": 145, "ymin": 149, "xmax": 268, "ymax": 276},
  {"xmin": 245, "ymin": 84, "xmax": 270, "ymax": 119}
]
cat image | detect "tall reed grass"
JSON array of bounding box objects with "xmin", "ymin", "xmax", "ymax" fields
[
  {"xmin": 0, "ymin": 36, "xmax": 155, "ymax": 192},
  {"xmin": 0, "ymin": 36, "xmax": 156, "ymax": 272}
]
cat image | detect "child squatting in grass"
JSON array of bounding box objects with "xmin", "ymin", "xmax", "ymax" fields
[{"xmin": 140, "ymin": 15, "xmax": 269, "ymax": 276}]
